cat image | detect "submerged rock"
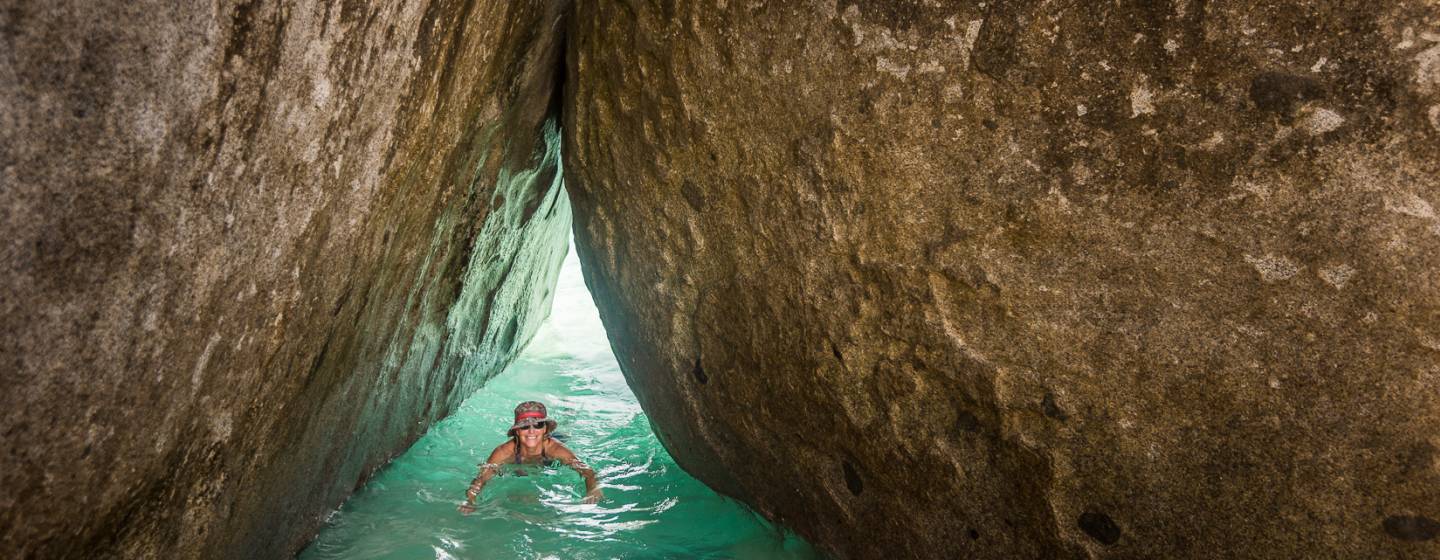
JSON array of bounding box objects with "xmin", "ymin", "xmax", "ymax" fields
[
  {"xmin": 0, "ymin": 1, "xmax": 569, "ymax": 557},
  {"xmin": 564, "ymin": 1, "xmax": 1440, "ymax": 558}
]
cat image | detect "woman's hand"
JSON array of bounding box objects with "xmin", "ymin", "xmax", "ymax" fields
[
  {"xmin": 581, "ymin": 488, "xmax": 604, "ymax": 504},
  {"xmin": 459, "ymin": 465, "xmax": 494, "ymax": 515}
]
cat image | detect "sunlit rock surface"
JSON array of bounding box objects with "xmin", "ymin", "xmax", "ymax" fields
[
  {"xmin": 564, "ymin": 1, "xmax": 1440, "ymax": 558},
  {"xmin": 0, "ymin": 1, "xmax": 570, "ymax": 557}
]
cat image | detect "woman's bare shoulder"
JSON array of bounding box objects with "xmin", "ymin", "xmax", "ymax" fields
[
  {"xmin": 485, "ymin": 441, "xmax": 513, "ymax": 462},
  {"xmin": 544, "ymin": 438, "xmax": 578, "ymax": 461}
]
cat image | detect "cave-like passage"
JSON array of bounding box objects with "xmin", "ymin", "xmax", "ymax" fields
[{"xmin": 299, "ymin": 238, "xmax": 820, "ymax": 559}]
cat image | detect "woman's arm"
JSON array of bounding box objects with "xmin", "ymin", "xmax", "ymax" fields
[
  {"xmin": 547, "ymin": 442, "xmax": 602, "ymax": 503},
  {"xmin": 458, "ymin": 445, "xmax": 510, "ymax": 513}
]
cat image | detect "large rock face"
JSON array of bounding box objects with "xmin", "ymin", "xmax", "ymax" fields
[
  {"xmin": 1, "ymin": 1, "xmax": 569, "ymax": 557},
  {"xmin": 565, "ymin": 1, "xmax": 1440, "ymax": 558}
]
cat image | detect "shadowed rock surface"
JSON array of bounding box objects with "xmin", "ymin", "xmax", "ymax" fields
[
  {"xmin": 564, "ymin": 1, "xmax": 1440, "ymax": 558},
  {"xmin": 1, "ymin": 1, "xmax": 570, "ymax": 557}
]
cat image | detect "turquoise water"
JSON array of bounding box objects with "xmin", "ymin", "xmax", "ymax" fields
[{"xmin": 301, "ymin": 241, "xmax": 820, "ymax": 560}]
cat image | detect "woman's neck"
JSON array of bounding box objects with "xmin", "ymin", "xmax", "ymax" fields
[{"xmin": 517, "ymin": 439, "xmax": 545, "ymax": 457}]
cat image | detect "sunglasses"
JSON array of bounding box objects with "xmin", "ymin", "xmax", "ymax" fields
[{"xmin": 518, "ymin": 423, "xmax": 547, "ymax": 432}]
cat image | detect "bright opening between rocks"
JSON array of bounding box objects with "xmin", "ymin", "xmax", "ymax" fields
[{"xmin": 299, "ymin": 239, "xmax": 821, "ymax": 559}]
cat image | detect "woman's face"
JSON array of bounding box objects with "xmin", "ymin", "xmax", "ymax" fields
[{"xmin": 517, "ymin": 424, "xmax": 546, "ymax": 447}]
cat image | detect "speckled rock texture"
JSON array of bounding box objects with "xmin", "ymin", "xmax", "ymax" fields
[
  {"xmin": 564, "ymin": 1, "xmax": 1440, "ymax": 558},
  {"xmin": 1, "ymin": 1, "xmax": 570, "ymax": 557}
]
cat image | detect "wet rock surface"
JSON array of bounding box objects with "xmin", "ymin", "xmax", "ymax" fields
[
  {"xmin": 564, "ymin": 1, "xmax": 1440, "ymax": 558},
  {"xmin": 1, "ymin": 1, "xmax": 569, "ymax": 557}
]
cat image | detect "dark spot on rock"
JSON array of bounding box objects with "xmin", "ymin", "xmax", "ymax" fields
[
  {"xmin": 1249, "ymin": 72, "xmax": 1324, "ymax": 116},
  {"xmin": 1003, "ymin": 202, "xmax": 1030, "ymax": 224},
  {"xmin": 829, "ymin": 341, "xmax": 845, "ymax": 366},
  {"xmin": 968, "ymin": 528, "xmax": 980, "ymax": 540},
  {"xmin": 858, "ymin": 89, "xmax": 877, "ymax": 115},
  {"xmin": 681, "ymin": 179, "xmax": 706, "ymax": 211},
  {"xmin": 1400, "ymin": 442, "xmax": 1438, "ymax": 475},
  {"xmin": 842, "ymin": 460, "xmax": 863, "ymax": 496},
  {"xmin": 518, "ymin": 171, "xmax": 553, "ymax": 225},
  {"xmin": 331, "ymin": 284, "xmax": 351, "ymax": 317},
  {"xmin": 931, "ymin": 117, "xmax": 942, "ymax": 129},
  {"xmin": 302, "ymin": 330, "xmax": 335, "ymax": 392},
  {"xmin": 500, "ymin": 316, "xmax": 519, "ymax": 350},
  {"xmin": 852, "ymin": 3, "xmax": 941, "ymax": 32},
  {"xmin": 544, "ymin": 189, "xmax": 561, "ymax": 219},
  {"xmin": 1078, "ymin": 511, "xmax": 1122, "ymax": 545},
  {"xmin": 982, "ymin": 118, "xmax": 998, "ymax": 131},
  {"xmin": 1042, "ymin": 392, "xmax": 1068, "ymax": 421},
  {"xmin": 955, "ymin": 410, "xmax": 981, "ymax": 433},
  {"xmin": 1383, "ymin": 515, "xmax": 1440, "ymax": 542},
  {"xmin": 692, "ymin": 359, "xmax": 707, "ymax": 385}
]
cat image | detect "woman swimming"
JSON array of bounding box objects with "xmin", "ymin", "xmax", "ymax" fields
[{"xmin": 458, "ymin": 401, "xmax": 603, "ymax": 513}]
